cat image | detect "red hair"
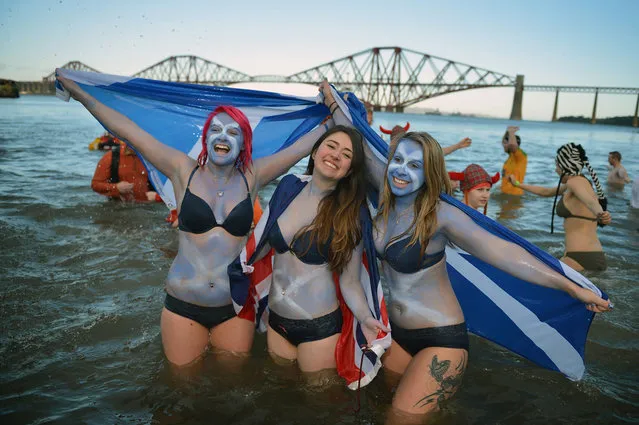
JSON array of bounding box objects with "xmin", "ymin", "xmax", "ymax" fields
[{"xmin": 197, "ymin": 105, "xmax": 253, "ymax": 172}]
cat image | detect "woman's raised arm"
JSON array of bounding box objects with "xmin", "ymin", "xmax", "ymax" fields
[{"xmin": 57, "ymin": 73, "xmax": 190, "ymax": 181}]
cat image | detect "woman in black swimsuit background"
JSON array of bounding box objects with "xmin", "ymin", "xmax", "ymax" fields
[
  {"xmin": 56, "ymin": 74, "xmax": 333, "ymax": 368},
  {"xmin": 508, "ymin": 143, "xmax": 612, "ymax": 271}
]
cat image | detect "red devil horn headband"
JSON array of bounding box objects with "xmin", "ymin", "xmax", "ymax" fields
[{"xmin": 379, "ymin": 122, "xmax": 410, "ymax": 135}]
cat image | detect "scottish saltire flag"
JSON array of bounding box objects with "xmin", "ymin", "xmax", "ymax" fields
[
  {"xmin": 328, "ymin": 87, "xmax": 607, "ymax": 381},
  {"xmin": 56, "ymin": 69, "xmax": 329, "ymax": 209},
  {"xmin": 241, "ymin": 174, "xmax": 391, "ymax": 389}
]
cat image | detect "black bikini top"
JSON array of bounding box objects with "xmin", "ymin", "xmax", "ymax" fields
[
  {"xmin": 556, "ymin": 197, "xmax": 597, "ymax": 222},
  {"xmin": 380, "ymin": 237, "xmax": 445, "ymax": 274},
  {"xmin": 267, "ymin": 221, "xmax": 331, "ymax": 265},
  {"xmin": 178, "ymin": 166, "xmax": 253, "ymax": 237}
]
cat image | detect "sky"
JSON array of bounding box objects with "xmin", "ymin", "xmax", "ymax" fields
[{"xmin": 1, "ymin": 0, "xmax": 638, "ymax": 121}]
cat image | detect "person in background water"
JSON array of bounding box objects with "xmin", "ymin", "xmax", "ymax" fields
[
  {"xmin": 381, "ymin": 123, "xmax": 472, "ymax": 157},
  {"xmin": 500, "ymin": 126, "xmax": 527, "ymax": 195},
  {"xmin": 632, "ymin": 176, "xmax": 639, "ymax": 209},
  {"xmin": 509, "ymin": 143, "xmax": 611, "ymax": 271},
  {"xmin": 607, "ymin": 151, "xmax": 631, "ymax": 187},
  {"xmin": 89, "ymin": 131, "xmax": 121, "ymax": 151},
  {"xmin": 91, "ymin": 141, "xmax": 158, "ymax": 202},
  {"xmin": 448, "ymin": 164, "xmax": 500, "ymax": 214}
]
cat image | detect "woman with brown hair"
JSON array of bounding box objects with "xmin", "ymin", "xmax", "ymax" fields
[{"xmin": 247, "ymin": 124, "xmax": 389, "ymax": 376}]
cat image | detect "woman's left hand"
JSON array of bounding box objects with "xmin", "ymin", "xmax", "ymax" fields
[
  {"xmin": 361, "ymin": 316, "xmax": 391, "ymax": 346},
  {"xmin": 597, "ymin": 211, "xmax": 612, "ymax": 225}
]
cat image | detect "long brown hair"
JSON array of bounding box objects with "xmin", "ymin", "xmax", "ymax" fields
[
  {"xmin": 294, "ymin": 125, "xmax": 367, "ymax": 274},
  {"xmin": 378, "ymin": 131, "xmax": 452, "ymax": 256}
]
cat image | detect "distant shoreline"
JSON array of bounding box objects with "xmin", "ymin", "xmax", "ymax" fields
[{"xmin": 557, "ymin": 115, "xmax": 635, "ymax": 127}]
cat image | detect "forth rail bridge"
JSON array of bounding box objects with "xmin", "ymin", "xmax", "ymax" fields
[{"xmin": 15, "ymin": 47, "xmax": 639, "ymax": 126}]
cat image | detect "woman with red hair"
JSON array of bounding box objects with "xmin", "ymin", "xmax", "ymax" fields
[
  {"xmin": 57, "ymin": 76, "xmax": 332, "ymax": 368},
  {"xmin": 449, "ymin": 164, "xmax": 500, "ymax": 214}
]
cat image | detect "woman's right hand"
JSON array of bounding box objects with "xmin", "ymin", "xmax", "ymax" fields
[
  {"xmin": 507, "ymin": 174, "xmax": 517, "ymax": 185},
  {"xmin": 571, "ymin": 286, "xmax": 613, "ymax": 313},
  {"xmin": 319, "ymin": 80, "xmax": 335, "ymax": 107}
]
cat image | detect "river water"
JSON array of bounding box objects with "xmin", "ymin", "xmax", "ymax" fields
[{"xmin": 1, "ymin": 96, "xmax": 637, "ymax": 424}]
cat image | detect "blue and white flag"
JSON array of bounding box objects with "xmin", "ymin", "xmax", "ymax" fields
[
  {"xmin": 56, "ymin": 69, "xmax": 328, "ymax": 209},
  {"xmin": 328, "ymin": 88, "xmax": 606, "ymax": 381}
]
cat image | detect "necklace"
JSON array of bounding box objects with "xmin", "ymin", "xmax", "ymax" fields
[{"xmin": 394, "ymin": 206, "xmax": 413, "ymax": 224}]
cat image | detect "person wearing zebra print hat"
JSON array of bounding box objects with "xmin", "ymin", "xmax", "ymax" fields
[{"xmin": 507, "ymin": 143, "xmax": 611, "ymax": 271}]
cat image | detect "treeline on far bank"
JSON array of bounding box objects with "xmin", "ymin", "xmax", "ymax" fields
[
  {"xmin": 558, "ymin": 115, "xmax": 636, "ymax": 127},
  {"xmin": 0, "ymin": 79, "xmax": 19, "ymax": 98}
]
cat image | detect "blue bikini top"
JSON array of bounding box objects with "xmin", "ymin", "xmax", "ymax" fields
[
  {"xmin": 178, "ymin": 166, "xmax": 253, "ymax": 237},
  {"xmin": 267, "ymin": 221, "xmax": 331, "ymax": 265},
  {"xmin": 380, "ymin": 236, "xmax": 445, "ymax": 274}
]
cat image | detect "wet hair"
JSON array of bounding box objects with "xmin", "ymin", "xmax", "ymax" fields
[
  {"xmin": 551, "ymin": 143, "xmax": 607, "ymax": 233},
  {"xmin": 378, "ymin": 132, "xmax": 452, "ymax": 257},
  {"xmin": 503, "ymin": 131, "xmax": 521, "ymax": 146},
  {"xmin": 198, "ymin": 105, "xmax": 253, "ymax": 172},
  {"xmin": 295, "ymin": 125, "xmax": 367, "ymax": 274},
  {"xmin": 609, "ymin": 151, "xmax": 621, "ymax": 162}
]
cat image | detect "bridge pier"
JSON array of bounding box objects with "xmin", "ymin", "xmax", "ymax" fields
[
  {"xmin": 551, "ymin": 89, "xmax": 560, "ymax": 121},
  {"xmin": 633, "ymin": 93, "xmax": 639, "ymax": 128},
  {"xmin": 591, "ymin": 89, "xmax": 598, "ymax": 124},
  {"xmin": 509, "ymin": 75, "xmax": 524, "ymax": 120}
]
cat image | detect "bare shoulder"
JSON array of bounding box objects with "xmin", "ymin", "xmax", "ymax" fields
[{"xmin": 566, "ymin": 175, "xmax": 592, "ymax": 189}]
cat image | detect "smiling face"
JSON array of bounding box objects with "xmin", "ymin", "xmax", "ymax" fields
[
  {"xmin": 311, "ymin": 131, "xmax": 354, "ymax": 181},
  {"xmin": 205, "ymin": 113, "xmax": 243, "ymax": 166},
  {"xmin": 387, "ymin": 139, "xmax": 425, "ymax": 197},
  {"xmin": 467, "ymin": 185, "xmax": 491, "ymax": 209}
]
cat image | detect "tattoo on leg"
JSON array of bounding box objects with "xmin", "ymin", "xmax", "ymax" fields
[{"xmin": 413, "ymin": 352, "xmax": 467, "ymax": 409}]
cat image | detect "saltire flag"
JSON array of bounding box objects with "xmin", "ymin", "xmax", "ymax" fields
[
  {"xmin": 241, "ymin": 174, "xmax": 391, "ymax": 389},
  {"xmin": 56, "ymin": 68, "xmax": 328, "ymax": 209},
  {"xmin": 328, "ymin": 87, "xmax": 607, "ymax": 381}
]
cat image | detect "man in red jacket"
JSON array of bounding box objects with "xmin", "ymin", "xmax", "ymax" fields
[{"xmin": 91, "ymin": 142, "xmax": 158, "ymax": 202}]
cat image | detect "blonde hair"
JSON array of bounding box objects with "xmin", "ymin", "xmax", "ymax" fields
[{"xmin": 378, "ymin": 131, "xmax": 452, "ymax": 256}]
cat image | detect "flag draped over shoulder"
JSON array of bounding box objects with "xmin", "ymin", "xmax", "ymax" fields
[
  {"xmin": 328, "ymin": 87, "xmax": 607, "ymax": 381},
  {"xmin": 56, "ymin": 69, "xmax": 329, "ymax": 209},
  {"xmin": 240, "ymin": 174, "xmax": 391, "ymax": 390}
]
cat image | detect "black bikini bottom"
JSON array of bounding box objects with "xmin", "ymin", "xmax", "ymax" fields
[
  {"xmin": 269, "ymin": 309, "xmax": 343, "ymax": 346},
  {"xmin": 164, "ymin": 293, "xmax": 236, "ymax": 329},
  {"xmin": 565, "ymin": 251, "xmax": 607, "ymax": 271},
  {"xmin": 390, "ymin": 321, "xmax": 469, "ymax": 356}
]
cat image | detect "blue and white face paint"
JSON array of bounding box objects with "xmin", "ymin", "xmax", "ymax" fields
[
  {"xmin": 206, "ymin": 113, "xmax": 244, "ymax": 167},
  {"xmin": 387, "ymin": 139, "xmax": 425, "ymax": 197}
]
